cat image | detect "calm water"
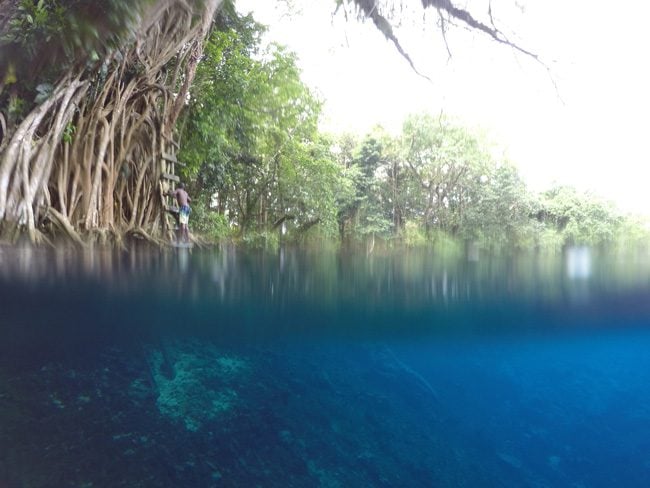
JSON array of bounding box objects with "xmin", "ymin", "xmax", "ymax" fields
[{"xmin": 2, "ymin": 245, "xmax": 650, "ymax": 487}]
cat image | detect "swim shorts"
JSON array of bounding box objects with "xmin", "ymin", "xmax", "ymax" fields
[{"xmin": 179, "ymin": 205, "xmax": 191, "ymax": 225}]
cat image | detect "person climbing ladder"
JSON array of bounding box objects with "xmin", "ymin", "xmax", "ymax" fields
[{"xmin": 167, "ymin": 183, "xmax": 192, "ymax": 243}]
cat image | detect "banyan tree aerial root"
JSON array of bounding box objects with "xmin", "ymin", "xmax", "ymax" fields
[{"xmin": 0, "ymin": 0, "xmax": 223, "ymax": 245}]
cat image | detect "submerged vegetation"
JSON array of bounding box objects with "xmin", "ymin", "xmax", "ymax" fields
[{"xmin": 0, "ymin": 0, "xmax": 647, "ymax": 251}]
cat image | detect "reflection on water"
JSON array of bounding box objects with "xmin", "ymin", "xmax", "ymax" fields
[
  {"xmin": 566, "ymin": 246, "xmax": 592, "ymax": 280},
  {"xmin": 2, "ymin": 244, "xmax": 650, "ymax": 332},
  {"xmin": 2, "ymin": 245, "xmax": 650, "ymax": 486},
  {"xmin": 2, "ymin": 244, "xmax": 649, "ymax": 301}
]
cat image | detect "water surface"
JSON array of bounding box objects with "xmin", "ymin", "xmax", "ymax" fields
[{"xmin": 1, "ymin": 245, "xmax": 650, "ymax": 487}]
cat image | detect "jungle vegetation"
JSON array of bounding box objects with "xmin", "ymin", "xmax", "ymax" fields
[
  {"xmin": 177, "ymin": 8, "xmax": 649, "ymax": 253},
  {"xmin": 0, "ymin": 0, "xmax": 647, "ymax": 252}
]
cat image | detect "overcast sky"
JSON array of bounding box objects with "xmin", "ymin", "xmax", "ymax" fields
[{"xmin": 236, "ymin": 0, "xmax": 650, "ymax": 215}]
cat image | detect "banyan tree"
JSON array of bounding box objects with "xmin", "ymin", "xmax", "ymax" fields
[{"xmin": 0, "ymin": 0, "xmax": 224, "ymax": 245}]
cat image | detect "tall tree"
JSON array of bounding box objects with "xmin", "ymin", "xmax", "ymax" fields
[
  {"xmin": 465, "ymin": 161, "xmax": 534, "ymax": 248},
  {"xmin": 401, "ymin": 114, "xmax": 490, "ymax": 236},
  {"xmin": 537, "ymin": 186, "xmax": 622, "ymax": 247},
  {"xmin": 0, "ymin": 0, "xmax": 224, "ymax": 244},
  {"xmin": 179, "ymin": 13, "xmax": 327, "ymax": 238}
]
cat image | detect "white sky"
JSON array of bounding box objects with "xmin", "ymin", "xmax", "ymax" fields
[{"xmin": 236, "ymin": 0, "xmax": 650, "ymax": 215}]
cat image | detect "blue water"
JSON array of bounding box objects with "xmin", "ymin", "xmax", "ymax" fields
[{"xmin": 1, "ymin": 245, "xmax": 650, "ymax": 487}]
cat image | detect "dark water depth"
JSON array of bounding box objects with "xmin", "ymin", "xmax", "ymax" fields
[{"xmin": 2, "ymin": 245, "xmax": 650, "ymax": 487}]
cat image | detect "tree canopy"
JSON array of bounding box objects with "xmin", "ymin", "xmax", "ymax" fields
[
  {"xmin": 0, "ymin": 0, "xmax": 644, "ymax": 251},
  {"xmin": 177, "ymin": 9, "xmax": 648, "ymax": 252}
]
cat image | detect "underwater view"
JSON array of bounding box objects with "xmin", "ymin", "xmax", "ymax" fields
[{"xmin": 2, "ymin": 245, "xmax": 650, "ymax": 487}]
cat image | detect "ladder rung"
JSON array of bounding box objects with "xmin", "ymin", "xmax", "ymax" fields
[{"xmin": 161, "ymin": 173, "xmax": 180, "ymax": 182}]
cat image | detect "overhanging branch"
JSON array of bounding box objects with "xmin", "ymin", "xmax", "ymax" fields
[
  {"xmin": 346, "ymin": 0, "xmax": 547, "ymax": 77},
  {"xmin": 424, "ymin": 0, "xmax": 539, "ymax": 60}
]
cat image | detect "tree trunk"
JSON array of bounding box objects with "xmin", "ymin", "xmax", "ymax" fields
[{"xmin": 0, "ymin": 0, "xmax": 223, "ymax": 244}]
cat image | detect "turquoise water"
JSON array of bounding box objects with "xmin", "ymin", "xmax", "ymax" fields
[{"xmin": 1, "ymin": 246, "xmax": 650, "ymax": 486}]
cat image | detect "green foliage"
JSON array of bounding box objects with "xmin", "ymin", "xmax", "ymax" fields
[
  {"xmin": 357, "ymin": 213, "xmax": 392, "ymax": 239},
  {"xmin": 400, "ymin": 114, "xmax": 494, "ymax": 236},
  {"xmin": 402, "ymin": 220, "xmax": 426, "ymax": 247},
  {"xmin": 279, "ymin": 135, "xmax": 344, "ymax": 238},
  {"xmin": 2, "ymin": 0, "xmax": 149, "ymax": 67},
  {"xmin": 174, "ymin": 12, "xmax": 645, "ymax": 251},
  {"xmin": 240, "ymin": 230, "xmax": 279, "ymax": 250},
  {"xmin": 537, "ymin": 186, "xmax": 622, "ymax": 247},
  {"xmin": 613, "ymin": 216, "xmax": 650, "ymax": 252},
  {"xmin": 4, "ymin": 0, "xmax": 68, "ymax": 58},
  {"xmin": 62, "ymin": 122, "xmax": 76, "ymax": 144},
  {"xmin": 6, "ymin": 96, "xmax": 25, "ymax": 124},
  {"xmin": 534, "ymin": 226, "xmax": 565, "ymax": 254},
  {"xmin": 1, "ymin": 0, "xmax": 152, "ymax": 118},
  {"xmin": 469, "ymin": 162, "xmax": 535, "ymax": 249},
  {"xmin": 429, "ymin": 229, "xmax": 463, "ymax": 259},
  {"xmin": 180, "ymin": 11, "xmax": 331, "ymax": 240},
  {"xmin": 190, "ymin": 196, "xmax": 233, "ymax": 242}
]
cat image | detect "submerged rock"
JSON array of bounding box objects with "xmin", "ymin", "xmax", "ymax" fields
[{"xmin": 145, "ymin": 342, "xmax": 248, "ymax": 431}]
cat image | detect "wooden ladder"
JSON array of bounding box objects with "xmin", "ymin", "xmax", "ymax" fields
[{"xmin": 159, "ymin": 138, "xmax": 186, "ymax": 243}]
